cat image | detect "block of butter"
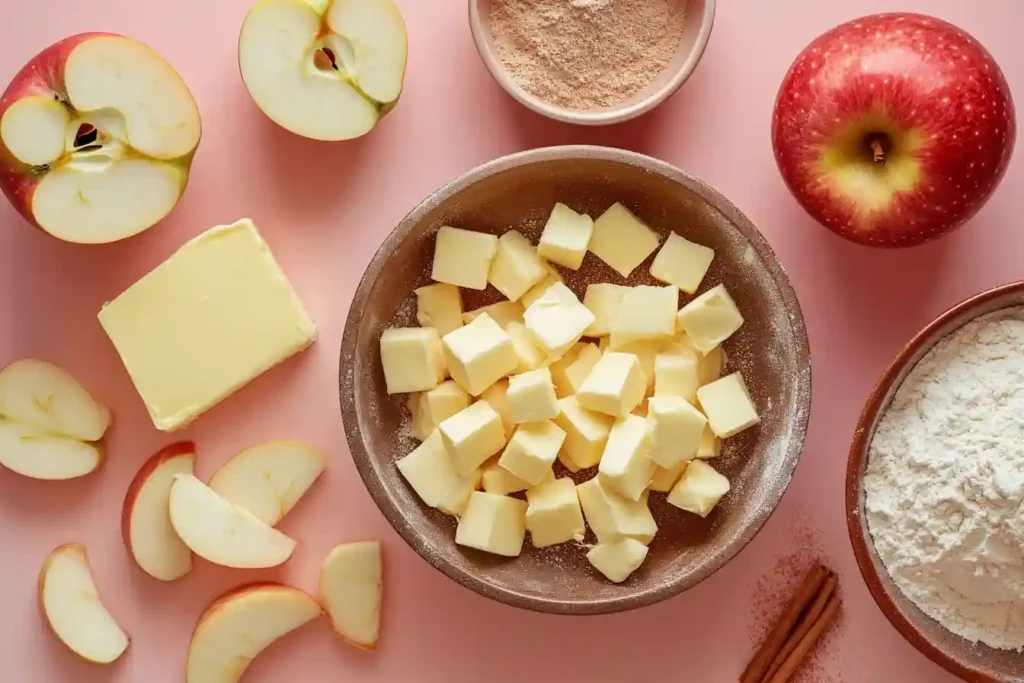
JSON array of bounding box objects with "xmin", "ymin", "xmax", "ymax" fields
[
  {"xmin": 587, "ymin": 537, "xmax": 649, "ymax": 583},
  {"xmin": 676, "ymin": 284, "xmax": 744, "ymax": 352},
  {"xmin": 667, "ymin": 459, "xmax": 730, "ymax": 517},
  {"xmin": 696, "ymin": 372, "xmax": 760, "ymax": 438},
  {"xmin": 455, "ymin": 492, "xmax": 527, "ymax": 557},
  {"xmin": 98, "ymin": 218, "xmax": 316, "ymax": 431}
]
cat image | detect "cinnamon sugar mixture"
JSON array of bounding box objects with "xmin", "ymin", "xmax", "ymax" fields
[{"xmin": 489, "ymin": 0, "xmax": 686, "ymax": 110}]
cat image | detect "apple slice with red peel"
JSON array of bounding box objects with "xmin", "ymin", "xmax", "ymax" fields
[
  {"xmin": 238, "ymin": 0, "xmax": 408, "ymax": 141},
  {"xmin": 0, "ymin": 33, "xmax": 201, "ymax": 243},
  {"xmin": 39, "ymin": 544, "xmax": 129, "ymax": 664},
  {"xmin": 169, "ymin": 474, "xmax": 296, "ymax": 569},
  {"xmin": 0, "ymin": 358, "xmax": 110, "ymax": 441},
  {"xmin": 122, "ymin": 442, "xmax": 195, "ymax": 581},
  {"xmin": 208, "ymin": 440, "xmax": 326, "ymax": 526},
  {"xmin": 0, "ymin": 419, "xmax": 103, "ymax": 479},
  {"xmin": 319, "ymin": 541, "xmax": 382, "ymax": 650},
  {"xmin": 187, "ymin": 583, "xmax": 321, "ymax": 683}
]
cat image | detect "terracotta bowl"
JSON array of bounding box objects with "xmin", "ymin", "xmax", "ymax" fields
[
  {"xmin": 847, "ymin": 281, "xmax": 1024, "ymax": 681},
  {"xmin": 468, "ymin": 0, "xmax": 715, "ymax": 125},
  {"xmin": 340, "ymin": 146, "xmax": 811, "ymax": 614}
]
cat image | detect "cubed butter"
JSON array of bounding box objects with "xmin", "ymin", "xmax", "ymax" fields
[
  {"xmin": 598, "ymin": 414, "xmax": 656, "ymax": 501},
  {"xmin": 480, "ymin": 379, "xmax": 515, "ymax": 441},
  {"xmin": 396, "ymin": 431, "xmax": 471, "ymax": 509},
  {"xmin": 525, "ymin": 477, "xmax": 586, "ymax": 548},
  {"xmin": 565, "ymin": 343, "xmax": 602, "ymax": 394},
  {"xmin": 439, "ymin": 401, "xmax": 507, "ymax": 475},
  {"xmin": 577, "ymin": 351, "xmax": 647, "ymax": 417},
  {"xmin": 537, "ymin": 203, "xmax": 594, "ymax": 270},
  {"xmin": 553, "ymin": 396, "xmax": 614, "ymax": 471},
  {"xmin": 481, "ymin": 458, "xmax": 553, "ymax": 495},
  {"xmin": 583, "ymin": 283, "xmax": 629, "ymax": 337},
  {"xmin": 381, "ymin": 327, "xmax": 446, "ymax": 395},
  {"xmin": 462, "ymin": 301, "xmax": 525, "ymax": 329},
  {"xmin": 609, "ymin": 339, "xmax": 664, "ymax": 395},
  {"xmin": 455, "ymin": 492, "xmax": 527, "ymax": 557},
  {"xmin": 97, "ymin": 219, "xmax": 317, "ymax": 431},
  {"xmin": 587, "ymin": 538, "xmax": 649, "ymax": 583},
  {"xmin": 676, "ymin": 284, "xmax": 744, "ymax": 352},
  {"xmin": 699, "ymin": 346, "xmax": 726, "ymax": 386},
  {"xmin": 520, "ymin": 263, "xmax": 563, "ymax": 309},
  {"xmin": 548, "ymin": 342, "xmax": 587, "ymax": 398},
  {"xmin": 649, "ymin": 460, "xmax": 688, "ymax": 492},
  {"xmin": 437, "ymin": 468, "xmax": 483, "ymax": 517},
  {"xmin": 588, "ymin": 203, "xmax": 661, "ymax": 278},
  {"xmin": 696, "ymin": 372, "xmax": 760, "ymax": 438},
  {"xmin": 506, "ymin": 367, "xmax": 559, "ymax": 424},
  {"xmin": 649, "ymin": 233, "xmax": 715, "ymax": 294},
  {"xmin": 442, "ymin": 313, "xmax": 517, "ymax": 396},
  {"xmin": 506, "ymin": 321, "xmax": 545, "ymax": 373},
  {"xmin": 609, "ymin": 285, "xmax": 678, "ymax": 345},
  {"xmin": 488, "ymin": 230, "xmax": 547, "ymax": 301},
  {"xmin": 668, "ymin": 460, "xmax": 730, "ymax": 517},
  {"xmin": 696, "ymin": 425, "xmax": 722, "ymax": 459},
  {"xmin": 523, "ymin": 283, "xmax": 595, "ymax": 359},
  {"xmin": 497, "ymin": 420, "xmax": 566, "ymax": 486},
  {"xmin": 577, "ymin": 477, "xmax": 657, "ymax": 544},
  {"xmin": 653, "ymin": 349, "xmax": 699, "ymax": 404},
  {"xmin": 415, "ymin": 283, "xmax": 464, "ymax": 336},
  {"xmin": 408, "ymin": 380, "xmax": 471, "ymax": 440},
  {"xmin": 431, "ymin": 226, "xmax": 498, "ymax": 290},
  {"xmin": 646, "ymin": 395, "xmax": 707, "ymax": 468}
]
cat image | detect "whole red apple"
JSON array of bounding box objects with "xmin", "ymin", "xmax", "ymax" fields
[{"xmin": 772, "ymin": 13, "xmax": 1015, "ymax": 247}]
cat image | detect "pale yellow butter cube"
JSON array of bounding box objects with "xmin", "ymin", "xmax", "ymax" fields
[
  {"xmin": 577, "ymin": 477, "xmax": 657, "ymax": 544},
  {"xmin": 668, "ymin": 460, "xmax": 730, "ymax": 517},
  {"xmin": 587, "ymin": 538, "xmax": 649, "ymax": 583},
  {"xmin": 699, "ymin": 345, "xmax": 726, "ymax": 386},
  {"xmin": 696, "ymin": 425, "xmax": 721, "ymax": 459},
  {"xmin": 589, "ymin": 203, "xmax": 661, "ymax": 278},
  {"xmin": 676, "ymin": 284, "xmax": 744, "ymax": 352},
  {"xmin": 506, "ymin": 321, "xmax": 545, "ymax": 373},
  {"xmin": 610, "ymin": 339, "xmax": 664, "ymax": 395},
  {"xmin": 431, "ymin": 226, "xmax": 498, "ymax": 290},
  {"xmin": 442, "ymin": 314, "xmax": 517, "ymax": 397},
  {"xmin": 506, "ymin": 367, "xmax": 559, "ymax": 424},
  {"xmin": 649, "ymin": 460, "xmax": 688, "ymax": 492},
  {"xmin": 583, "ymin": 283, "xmax": 628, "ymax": 337},
  {"xmin": 649, "ymin": 233, "xmax": 715, "ymax": 294},
  {"xmin": 479, "ymin": 379, "xmax": 515, "ymax": 441},
  {"xmin": 488, "ymin": 230, "xmax": 547, "ymax": 301},
  {"xmin": 415, "ymin": 283, "xmax": 464, "ymax": 336},
  {"xmin": 481, "ymin": 458, "xmax": 553, "ymax": 495},
  {"xmin": 437, "ymin": 468, "xmax": 483, "ymax": 517},
  {"xmin": 696, "ymin": 372, "xmax": 760, "ymax": 438},
  {"xmin": 497, "ymin": 420, "xmax": 566, "ymax": 486},
  {"xmin": 523, "ymin": 283, "xmax": 595, "ymax": 359},
  {"xmin": 654, "ymin": 349, "xmax": 699, "ymax": 404},
  {"xmin": 396, "ymin": 431, "xmax": 470, "ymax": 509},
  {"xmin": 565, "ymin": 343, "xmax": 602, "ymax": 394},
  {"xmin": 577, "ymin": 351, "xmax": 647, "ymax": 417},
  {"xmin": 520, "ymin": 263, "xmax": 563, "ymax": 309},
  {"xmin": 598, "ymin": 414, "xmax": 656, "ymax": 501},
  {"xmin": 553, "ymin": 396, "xmax": 614, "ymax": 471},
  {"xmin": 439, "ymin": 401, "xmax": 507, "ymax": 475},
  {"xmin": 408, "ymin": 380, "xmax": 471, "ymax": 440},
  {"xmin": 381, "ymin": 327, "xmax": 446, "ymax": 395},
  {"xmin": 646, "ymin": 395, "xmax": 707, "ymax": 468},
  {"xmin": 462, "ymin": 301, "xmax": 525, "ymax": 329},
  {"xmin": 537, "ymin": 203, "xmax": 594, "ymax": 270},
  {"xmin": 455, "ymin": 492, "xmax": 527, "ymax": 557},
  {"xmin": 548, "ymin": 342, "xmax": 587, "ymax": 398},
  {"xmin": 609, "ymin": 285, "xmax": 678, "ymax": 345},
  {"xmin": 525, "ymin": 477, "xmax": 586, "ymax": 548}
]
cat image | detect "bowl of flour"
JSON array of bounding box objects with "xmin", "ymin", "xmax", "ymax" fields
[{"xmin": 848, "ymin": 282, "xmax": 1024, "ymax": 683}]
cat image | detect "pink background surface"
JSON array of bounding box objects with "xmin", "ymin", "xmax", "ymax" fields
[{"xmin": 1, "ymin": 0, "xmax": 1021, "ymax": 681}]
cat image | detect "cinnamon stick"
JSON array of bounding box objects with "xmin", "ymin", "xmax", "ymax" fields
[
  {"xmin": 739, "ymin": 563, "xmax": 827, "ymax": 683},
  {"xmin": 763, "ymin": 572, "xmax": 837, "ymax": 681},
  {"xmin": 765, "ymin": 594, "xmax": 841, "ymax": 683}
]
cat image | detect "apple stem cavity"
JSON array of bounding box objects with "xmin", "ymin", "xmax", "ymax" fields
[{"xmin": 865, "ymin": 133, "xmax": 891, "ymax": 166}]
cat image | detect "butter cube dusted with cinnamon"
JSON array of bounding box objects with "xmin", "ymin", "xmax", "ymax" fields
[
  {"xmin": 506, "ymin": 321, "xmax": 545, "ymax": 373},
  {"xmin": 668, "ymin": 460, "xmax": 730, "ymax": 518},
  {"xmin": 589, "ymin": 203, "xmax": 661, "ymax": 278},
  {"xmin": 380, "ymin": 327, "xmax": 446, "ymax": 395},
  {"xmin": 482, "ymin": 459, "xmax": 554, "ymax": 495},
  {"xmin": 646, "ymin": 395, "xmax": 706, "ymax": 468},
  {"xmin": 609, "ymin": 285, "xmax": 678, "ymax": 345},
  {"xmin": 396, "ymin": 431, "xmax": 472, "ymax": 510},
  {"xmin": 537, "ymin": 203, "xmax": 594, "ymax": 270},
  {"xmin": 650, "ymin": 233, "xmax": 715, "ymax": 294},
  {"xmin": 439, "ymin": 401, "xmax": 507, "ymax": 475},
  {"xmin": 408, "ymin": 380, "xmax": 471, "ymax": 441},
  {"xmin": 577, "ymin": 351, "xmax": 647, "ymax": 417},
  {"xmin": 498, "ymin": 420, "xmax": 566, "ymax": 486},
  {"xmin": 455, "ymin": 492, "xmax": 527, "ymax": 557},
  {"xmin": 598, "ymin": 414, "xmax": 656, "ymax": 501},
  {"xmin": 520, "ymin": 263, "xmax": 563, "ymax": 308},
  {"xmin": 577, "ymin": 477, "xmax": 657, "ymax": 544},
  {"xmin": 431, "ymin": 226, "xmax": 498, "ymax": 290},
  {"xmin": 525, "ymin": 477, "xmax": 586, "ymax": 548},
  {"xmin": 462, "ymin": 300, "xmax": 525, "ymax": 329},
  {"xmin": 587, "ymin": 538, "xmax": 649, "ymax": 583},
  {"xmin": 442, "ymin": 313, "xmax": 517, "ymax": 396},
  {"xmin": 488, "ymin": 230, "xmax": 547, "ymax": 301},
  {"xmin": 414, "ymin": 283, "xmax": 464, "ymax": 336},
  {"xmin": 676, "ymin": 284, "xmax": 744, "ymax": 352},
  {"xmin": 506, "ymin": 367, "xmax": 559, "ymax": 424},
  {"xmin": 553, "ymin": 396, "xmax": 614, "ymax": 471},
  {"xmin": 523, "ymin": 283, "xmax": 595, "ymax": 359},
  {"xmin": 583, "ymin": 283, "xmax": 628, "ymax": 337},
  {"xmin": 696, "ymin": 372, "xmax": 760, "ymax": 438}
]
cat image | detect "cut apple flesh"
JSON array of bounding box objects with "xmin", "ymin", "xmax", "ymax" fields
[
  {"xmin": 320, "ymin": 541, "xmax": 382, "ymax": 649},
  {"xmin": 39, "ymin": 544, "xmax": 129, "ymax": 664},
  {"xmin": 238, "ymin": 0, "xmax": 407, "ymax": 141},
  {"xmin": 0, "ymin": 418, "xmax": 102, "ymax": 479},
  {"xmin": 0, "ymin": 97, "xmax": 70, "ymax": 166},
  {"xmin": 0, "ymin": 358, "xmax": 110, "ymax": 441}
]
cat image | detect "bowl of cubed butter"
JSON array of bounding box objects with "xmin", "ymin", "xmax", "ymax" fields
[{"xmin": 340, "ymin": 145, "xmax": 811, "ymax": 614}]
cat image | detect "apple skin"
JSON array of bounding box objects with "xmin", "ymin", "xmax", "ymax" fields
[
  {"xmin": 772, "ymin": 13, "xmax": 1015, "ymax": 247},
  {"xmin": 120, "ymin": 440, "xmax": 196, "ymax": 566}
]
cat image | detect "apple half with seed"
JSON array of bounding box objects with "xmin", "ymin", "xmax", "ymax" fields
[
  {"xmin": 238, "ymin": 0, "xmax": 408, "ymax": 141},
  {"xmin": 0, "ymin": 33, "xmax": 201, "ymax": 243}
]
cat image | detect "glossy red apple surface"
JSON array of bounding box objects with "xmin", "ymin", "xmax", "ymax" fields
[{"xmin": 772, "ymin": 13, "xmax": 1015, "ymax": 248}]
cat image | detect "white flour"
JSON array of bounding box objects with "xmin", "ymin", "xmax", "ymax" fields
[{"xmin": 865, "ymin": 308, "xmax": 1024, "ymax": 651}]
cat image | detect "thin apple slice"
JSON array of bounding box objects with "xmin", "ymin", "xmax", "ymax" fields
[
  {"xmin": 39, "ymin": 544, "xmax": 129, "ymax": 664},
  {"xmin": 319, "ymin": 541, "xmax": 382, "ymax": 650},
  {"xmin": 0, "ymin": 358, "xmax": 110, "ymax": 441},
  {"xmin": 187, "ymin": 583, "xmax": 321, "ymax": 683},
  {"xmin": 208, "ymin": 440, "xmax": 326, "ymax": 526},
  {"xmin": 0, "ymin": 418, "xmax": 102, "ymax": 479},
  {"xmin": 122, "ymin": 442, "xmax": 195, "ymax": 580},
  {"xmin": 168, "ymin": 474, "xmax": 296, "ymax": 569}
]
